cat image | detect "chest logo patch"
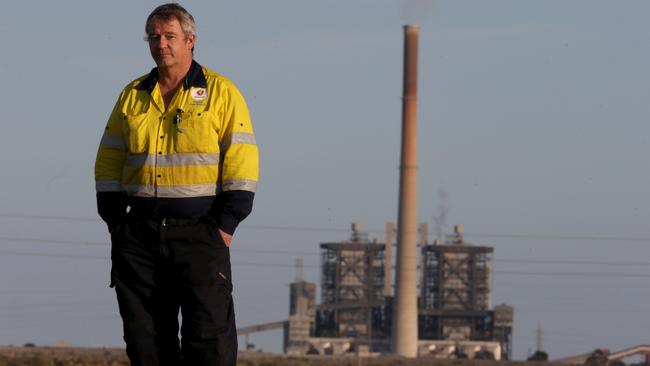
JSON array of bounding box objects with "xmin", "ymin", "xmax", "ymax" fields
[{"xmin": 191, "ymin": 88, "xmax": 208, "ymax": 101}]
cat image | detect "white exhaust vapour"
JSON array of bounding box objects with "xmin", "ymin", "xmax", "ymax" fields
[{"xmin": 401, "ymin": 0, "xmax": 436, "ymax": 25}]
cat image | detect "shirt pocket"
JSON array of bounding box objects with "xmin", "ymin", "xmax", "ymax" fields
[
  {"xmin": 173, "ymin": 110, "xmax": 219, "ymax": 153},
  {"xmin": 123, "ymin": 113, "xmax": 150, "ymax": 154}
]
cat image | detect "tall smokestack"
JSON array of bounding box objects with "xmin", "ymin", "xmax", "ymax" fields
[{"xmin": 392, "ymin": 24, "xmax": 419, "ymax": 358}]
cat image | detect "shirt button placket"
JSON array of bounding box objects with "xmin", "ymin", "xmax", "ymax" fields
[{"xmin": 154, "ymin": 115, "xmax": 165, "ymax": 185}]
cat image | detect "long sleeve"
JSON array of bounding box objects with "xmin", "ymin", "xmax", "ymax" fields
[
  {"xmin": 210, "ymin": 191, "xmax": 255, "ymax": 234},
  {"xmin": 211, "ymin": 82, "xmax": 259, "ymax": 234},
  {"xmin": 95, "ymin": 95, "xmax": 128, "ymax": 225}
]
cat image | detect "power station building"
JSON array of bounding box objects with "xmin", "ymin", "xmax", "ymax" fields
[
  {"xmin": 236, "ymin": 24, "xmax": 508, "ymax": 359},
  {"xmin": 283, "ymin": 223, "xmax": 514, "ymax": 359}
]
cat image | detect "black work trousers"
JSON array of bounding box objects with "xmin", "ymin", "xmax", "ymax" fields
[{"xmin": 110, "ymin": 217, "xmax": 237, "ymax": 366}]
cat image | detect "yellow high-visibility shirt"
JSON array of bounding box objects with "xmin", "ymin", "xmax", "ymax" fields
[{"xmin": 95, "ymin": 61, "xmax": 258, "ymax": 199}]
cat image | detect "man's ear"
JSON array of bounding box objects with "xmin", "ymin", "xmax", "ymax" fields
[{"xmin": 187, "ymin": 34, "xmax": 195, "ymax": 50}]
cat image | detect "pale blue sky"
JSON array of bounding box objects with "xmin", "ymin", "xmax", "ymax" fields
[{"xmin": 0, "ymin": 0, "xmax": 649, "ymax": 360}]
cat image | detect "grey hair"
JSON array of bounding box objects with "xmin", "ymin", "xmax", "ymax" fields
[{"xmin": 145, "ymin": 3, "xmax": 196, "ymax": 40}]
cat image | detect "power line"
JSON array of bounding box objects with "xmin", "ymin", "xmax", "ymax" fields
[
  {"xmin": 0, "ymin": 235, "xmax": 320, "ymax": 253},
  {"xmin": 2, "ymin": 250, "xmax": 650, "ymax": 279},
  {"xmin": 465, "ymin": 232, "xmax": 650, "ymax": 243},
  {"xmin": 0, "ymin": 213, "xmax": 350, "ymax": 233},
  {"xmin": 4, "ymin": 235, "xmax": 650, "ymax": 268},
  {"xmin": 241, "ymin": 224, "xmax": 350, "ymax": 233},
  {"xmin": 0, "ymin": 250, "xmax": 107, "ymax": 260},
  {"xmin": 494, "ymin": 270, "xmax": 650, "ymax": 279},
  {"xmin": 0, "ymin": 250, "xmax": 322, "ymax": 268},
  {"xmin": 0, "ymin": 213, "xmax": 98, "ymax": 222},
  {"xmin": 0, "ymin": 235, "xmax": 106, "ymax": 246},
  {"xmin": 494, "ymin": 258, "xmax": 650, "ymax": 267},
  {"xmin": 1, "ymin": 212, "xmax": 650, "ymax": 242}
]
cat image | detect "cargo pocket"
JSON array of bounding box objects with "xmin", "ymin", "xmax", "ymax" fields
[
  {"xmin": 183, "ymin": 222, "xmax": 234, "ymax": 338},
  {"xmin": 108, "ymin": 221, "xmax": 128, "ymax": 288},
  {"xmin": 182, "ymin": 268, "xmax": 232, "ymax": 338},
  {"xmin": 215, "ymin": 265, "xmax": 232, "ymax": 294}
]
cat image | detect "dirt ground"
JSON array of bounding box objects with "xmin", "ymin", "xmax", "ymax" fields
[{"xmin": 0, "ymin": 346, "xmax": 561, "ymax": 366}]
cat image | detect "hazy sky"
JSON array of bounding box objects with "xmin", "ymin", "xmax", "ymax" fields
[{"xmin": 1, "ymin": 0, "xmax": 649, "ymax": 360}]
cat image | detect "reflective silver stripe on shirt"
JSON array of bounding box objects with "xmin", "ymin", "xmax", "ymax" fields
[
  {"xmin": 100, "ymin": 133, "xmax": 126, "ymax": 151},
  {"xmin": 221, "ymin": 132, "xmax": 257, "ymax": 151},
  {"xmin": 123, "ymin": 184, "xmax": 218, "ymax": 198},
  {"xmin": 96, "ymin": 180, "xmax": 123, "ymax": 192},
  {"xmin": 231, "ymin": 132, "xmax": 256, "ymax": 145},
  {"xmin": 125, "ymin": 153, "xmax": 220, "ymax": 167},
  {"xmin": 222, "ymin": 179, "xmax": 257, "ymax": 193}
]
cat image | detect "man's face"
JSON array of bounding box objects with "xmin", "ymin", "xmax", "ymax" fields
[{"xmin": 147, "ymin": 17, "xmax": 194, "ymax": 70}]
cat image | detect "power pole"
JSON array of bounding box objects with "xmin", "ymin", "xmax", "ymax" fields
[
  {"xmin": 295, "ymin": 258, "xmax": 304, "ymax": 283},
  {"xmin": 536, "ymin": 323, "xmax": 543, "ymax": 352}
]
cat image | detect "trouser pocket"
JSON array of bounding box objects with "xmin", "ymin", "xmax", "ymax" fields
[{"xmin": 169, "ymin": 222, "xmax": 233, "ymax": 338}]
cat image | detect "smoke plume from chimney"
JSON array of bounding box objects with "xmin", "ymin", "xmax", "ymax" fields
[{"xmin": 400, "ymin": 0, "xmax": 436, "ymax": 24}]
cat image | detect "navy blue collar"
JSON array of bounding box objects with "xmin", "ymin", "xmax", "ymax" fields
[{"xmin": 136, "ymin": 60, "xmax": 207, "ymax": 93}]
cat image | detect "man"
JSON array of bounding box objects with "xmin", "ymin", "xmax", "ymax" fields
[{"xmin": 94, "ymin": 3, "xmax": 258, "ymax": 365}]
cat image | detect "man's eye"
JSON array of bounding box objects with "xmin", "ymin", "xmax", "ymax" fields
[{"xmin": 146, "ymin": 35, "xmax": 160, "ymax": 42}]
